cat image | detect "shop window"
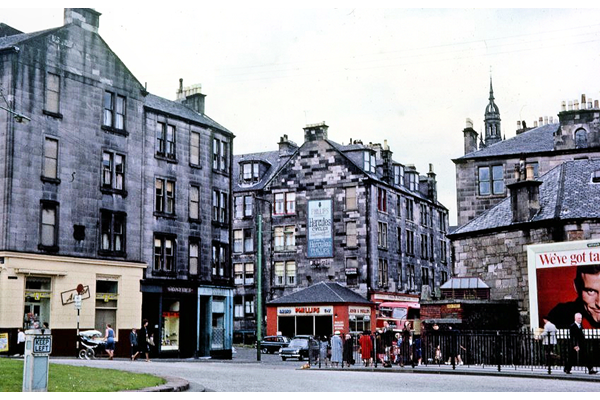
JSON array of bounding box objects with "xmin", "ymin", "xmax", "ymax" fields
[
  {"xmin": 24, "ymin": 277, "xmax": 52, "ymax": 329},
  {"xmin": 162, "ymin": 301, "xmax": 180, "ymax": 351},
  {"xmin": 95, "ymin": 278, "xmax": 118, "ymax": 334},
  {"xmin": 212, "ymin": 299, "xmax": 225, "ymax": 350}
]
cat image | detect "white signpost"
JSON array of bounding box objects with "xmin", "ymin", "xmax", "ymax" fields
[{"xmin": 22, "ymin": 329, "xmax": 52, "ymax": 392}]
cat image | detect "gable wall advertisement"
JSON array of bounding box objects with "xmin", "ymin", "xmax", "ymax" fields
[
  {"xmin": 307, "ymin": 199, "xmax": 333, "ymax": 258},
  {"xmin": 527, "ymin": 239, "xmax": 600, "ymax": 330}
]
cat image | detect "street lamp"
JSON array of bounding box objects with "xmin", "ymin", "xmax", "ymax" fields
[{"xmin": 254, "ymin": 196, "xmax": 272, "ymax": 362}]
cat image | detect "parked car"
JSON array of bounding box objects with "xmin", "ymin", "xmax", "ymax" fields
[
  {"xmin": 259, "ymin": 335, "xmax": 290, "ymax": 354},
  {"xmin": 279, "ymin": 337, "xmax": 318, "ymax": 361}
]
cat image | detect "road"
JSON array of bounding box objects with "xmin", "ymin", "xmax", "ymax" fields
[{"xmin": 49, "ymin": 349, "xmax": 600, "ymax": 392}]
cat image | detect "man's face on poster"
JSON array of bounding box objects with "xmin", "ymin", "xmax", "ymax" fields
[{"xmin": 581, "ymin": 272, "xmax": 600, "ymax": 323}]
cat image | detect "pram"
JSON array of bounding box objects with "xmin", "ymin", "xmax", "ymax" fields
[{"xmin": 77, "ymin": 330, "xmax": 106, "ymax": 360}]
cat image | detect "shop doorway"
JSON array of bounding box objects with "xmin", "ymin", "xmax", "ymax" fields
[
  {"xmin": 315, "ymin": 316, "xmax": 332, "ymax": 338},
  {"xmin": 278, "ymin": 316, "xmax": 295, "ymax": 338}
]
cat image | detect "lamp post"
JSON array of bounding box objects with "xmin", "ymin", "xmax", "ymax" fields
[{"xmin": 254, "ymin": 196, "xmax": 272, "ymax": 362}]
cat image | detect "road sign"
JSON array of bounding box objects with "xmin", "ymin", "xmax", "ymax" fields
[
  {"xmin": 74, "ymin": 295, "xmax": 82, "ymax": 310},
  {"xmin": 32, "ymin": 335, "xmax": 52, "ymax": 355}
]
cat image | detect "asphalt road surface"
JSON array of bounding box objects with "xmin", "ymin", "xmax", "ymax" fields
[{"xmin": 49, "ymin": 351, "xmax": 600, "ymax": 392}]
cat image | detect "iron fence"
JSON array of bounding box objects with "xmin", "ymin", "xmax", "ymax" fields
[{"xmin": 308, "ymin": 329, "xmax": 600, "ymax": 373}]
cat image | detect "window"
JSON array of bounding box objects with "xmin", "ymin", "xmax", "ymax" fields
[
  {"xmin": 406, "ymin": 199, "xmax": 414, "ymax": 221},
  {"xmin": 234, "ymin": 230, "xmax": 243, "ymax": 253},
  {"xmin": 421, "ymin": 234, "xmax": 429, "ymax": 259},
  {"xmin": 346, "ymin": 257, "xmax": 358, "ymax": 286},
  {"xmin": 441, "ymin": 271, "xmax": 448, "ymax": 284},
  {"xmin": 241, "ymin": 162, "xmax": 260, "ymax": 183},
  {"xmin": 103, "ymin": 91, "xmax": 125, "ymax": 131},
  {"xmin": 40, "ymin": 201, "xmax": 58, "ymax": 249},
  {"xmin": 274, "ymin": 261, "xmax": 296, "ymax": 286},
  {"xmin": 234, "ymin": 195, "xmax": 253, "ymax": 219},
  {"xmin": 102, "ymin": 151, "xmax": 125, "ymax": 191},
  {"xmin": 575, "ymin": 128, "xmax": 588, "ymax": 149},
  {"xmin": 420, "ymin": 205, "xmax": 430, "ymax": 227},
  {"xmin": 345, "ymin": 187, "xmax": 357, "ymax": 210},
  {"xmin": 406, "ymin": 230, "xmax": 414, "ymax": 255},
  {"xmin": 100, "ymin": 210, "xmax": 126, "ymax": 255},
  {"xmin": 394, "ymin": 165, "xmax": 404, "ymax": 186},
  {"xmin": 479, "ymin": 165, "xmax": 504, "ymax": 195},
  {"xmin": 407, "ymin": 265, "xmax": 416, "ymax": 290},
  {"xmin": 430, "ymin": 234, "xmax": 435, "ymax": 261},
  {"xmin": 377, "ymin": 221, "xmax": 388, "ymax": 249},
  {"xmin": 156, "ymin": 122, "xmax": 176, "ymax": 159},
  {"xmin": 274, "ymin": 225, "xmax": 295, "ymax": 251},
  {"xmin": 213, "ymin": 138, "xmax": 228, "ymax": 172},
  {"xmin": 189, "ymin": 185, "xmax": 200, "ymax": 220},
  {"xmin": 438, "ymin": 211, "xmax": 447, "ymax": 233},
  {"xmin": 397, "ymin": 228, "xmax": 402, "ymax": 254},
  {"xmin": 234, "ymin": 263, "xmax": 254, "ymax": 285},
  {"xmin": 377, "ymin": 188, "xmax": 387, "ymax": 212},
  {"xmin": 212, "ymin": 242, "xmax": 228, "ymax": 277},
  {"xmin": 346, "ymin": 221, "xmax": 357, "ymax": 248},
  {"xmin": 45, "ymin": 72, "xmax": 60, "ymax": 115},
  {"xmin": 212, "ymin": 190, "xmax": 228, "ymax": 223},
  {"xmin": 154, "ymin": 235, "xmax": 175, "ymax": 273},
  {"xmin": 155, "ymin": 178, "xmax": 175, "ymax": 215},
  {"xmin": 440, "ymin": 240, "xmax": 447, "ymax": 263},
  {"xmin": 189, "ymin": 241, "xmax": 199, "ymax": 276},
  {"xmin": 421, "ymin": 267, "xmax": 431, "ymax": 287},
  {"xmin": 190, "ymin": 131, "xmax": 200, "ymax": 166},
  {"xmin": 378, "ymin": 259, "xmax": 388, "ymax": 287},
  {"xmin": 244, "ymin": 230, "xmax": 254, "ymax": 253},
  {"xmin": 245, "ymin": 296, "xmax": 255, "ymax": 315},
  {"xmin": 43, "ymin": 138, "xmax": 59, "ymax": 180},
  {"xmin": 95, "ymin": 279, "xmax": 118, "ymax": 335},
  {"xmin": 274, "ymin": 192, "xmax": 295, "ymax": 215},
  {"xmin": 406, "ymin": 172, "xmax": 417, "ymax": 191},
  {"xmin": 363, "ymin": 151, "xmax": 376, "ymax": 173},
  {"xmin": 234, "ymin": 296, "xmax": 244, "ymax": 318}
]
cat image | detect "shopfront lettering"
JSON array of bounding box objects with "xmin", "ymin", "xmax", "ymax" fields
[
  {"xmin": 295, "ymin": 307, "xmax": 320, "ymax": 314},
  {"xmin": 164, "ymin": 286, "xmax": 194, "ymax": 295}
]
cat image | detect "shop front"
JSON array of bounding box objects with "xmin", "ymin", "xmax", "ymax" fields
[
  {"xmin": 266, "ymin": 282, "xmax": 375, "ymax": 338},
  {"xmin": 140, "ymin": 281, "xmax": 234, "ymax": 359},
  {"xmin": 0, "ymin": 252, "xmax": 145, "ymax": 357}
]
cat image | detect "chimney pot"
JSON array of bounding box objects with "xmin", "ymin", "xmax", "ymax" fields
[
  {"xmin": 466, "ymin": 118, "xmax": 473, "ymax": 129},
  {"xmin": 596, "ymin": 100, "xmax": 600, "ymax": 109},
  {"xmin": 561, "ymin": 101, "xmax": 566, "ymax": 111},
  {"xmin": 575, "ymin": 99, "xmax": 580, "ymax": 110},
  {"xmin": 582, "ymin": 94, "xmax": 587, "ymax": 106}
]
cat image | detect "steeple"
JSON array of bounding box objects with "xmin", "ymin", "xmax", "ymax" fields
[{"xmin": 484, "ymin": 74, "xmax": 502, "ymax": 147}]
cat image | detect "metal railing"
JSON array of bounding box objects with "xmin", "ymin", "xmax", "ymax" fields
[{"xmin": 308, "ymin": 329, "xmax": 600, "ymax": 374}]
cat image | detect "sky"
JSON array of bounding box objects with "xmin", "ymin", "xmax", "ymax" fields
[{"xmin": 3, "ymin": 5, "xmax": 600, "ymax": 226}]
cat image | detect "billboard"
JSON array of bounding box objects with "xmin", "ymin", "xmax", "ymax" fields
[
  {"xmin": 307, "ymin": 199, "xmax": 333, "ymax": 258},
  {"xmin": 527, "ymin": 239, "xmax": 600, "ymax": 329}
]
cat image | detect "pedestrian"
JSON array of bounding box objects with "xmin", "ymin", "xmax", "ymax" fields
[
  {"xmin": 343, "ymin": 334, "xmax": 354, "ymax": 367},
  {"xmin": 539, "ymin": 316, "xmax": 557, "ymax": 369},
  {"xmin": 381, "ymin": 322, "xmax": 395, "ymax": 367},
  {"xmin": 104, "ymin": 323, "xmax": 115, "ymax": 360},
  {"xmin": 446, "ymin": 325, "xmax": 464, "ymax": 366},
  {"xmin": 130, "ymin": 327, "xmax": 139, "ymax": 361},
  {"xmin": 330, "ymin": 331, "xmax": 343, "ymax": 367},
  {"xmin": 319, "ymin": 336, "xmax": 329, "ymax": 368},
  {"xmin": 564, "ymin": 312, "xmax": 597, "ymax": 374},
  {"xmin": 138, "ymin": 319, "xmax": 151, "ymax": 362},
  {"xmin": 42, "ymin": 322, "xmax": 49, "ymax": 334},
  {"xmin": 359, "ymin": 330, "xmax": 373, "ymax": 367},
  {"xmin": 16, "ymin": 328, "xmax": 25, "ymax": 357},
  {"xmin": 414, "ymin": 337, "xmax": 422, "ymax": 366},
  {"xmin": 400, "ymin": 321, "xmax": 412, "ymax": 367}
]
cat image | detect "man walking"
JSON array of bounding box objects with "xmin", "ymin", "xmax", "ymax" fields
[{"xmin": 564, "ymin": 313, "xmax": 597, "ymax": 374}]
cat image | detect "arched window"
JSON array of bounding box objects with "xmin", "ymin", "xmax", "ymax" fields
[{"xmin": 575, "ymin": 128, "xmax": 588, "ymax": 148}]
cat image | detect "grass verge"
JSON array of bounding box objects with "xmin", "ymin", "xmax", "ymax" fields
[{"xmin": 0, "ymin": 358, "xmax": 165, "ymax": 392}]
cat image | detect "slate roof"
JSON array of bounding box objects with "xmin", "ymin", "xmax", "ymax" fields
[
  {"xmin": 450, "ymin": 158, "xmax": 600, "ymax": 236},
  {"xmin": 0, "ymin": 27, "xmax": 61, "ymax": 50},
  {"xmin": 454, "ymin": 123, "xmax": 559, "ymax": 161},
  {"xmin": 267, "ymin": 282, "xmax": 373, "ymax": 305},
  {"xmin": 144, "ymin": 94, "xmax": 232, "ymax": 135}
]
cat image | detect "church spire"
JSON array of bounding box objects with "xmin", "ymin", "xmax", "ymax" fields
[{"xmin": 484, "ymin": 72, "xmax": 502, "ymax": 147}]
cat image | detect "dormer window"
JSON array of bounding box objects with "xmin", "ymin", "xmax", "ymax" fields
[
  {"xmin": 240, "ymin": 161, "xmax": 260, "ymax": 183},
  {"xmin": 406, "ymin": 172, "xmax": 417, "ymax": 191},
  {"xmin": 394, "ymin": 165, "xmax": 404, "ymax": 186},
  {"xmin": 363, "ymin": 151, "xmax": 376, "ymax": 173}
]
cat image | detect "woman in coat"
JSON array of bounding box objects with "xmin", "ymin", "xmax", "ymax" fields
[
  {"xmin": 343, "ymin": 334, "xmax": 354, "ymax": 367},
  {"xmin": 359, "ymin": 331, "xmax": 373, "ymax": 366},
  {"xmin": 330, "ymin": 331, "xmax": 343, "ymax": 367}
]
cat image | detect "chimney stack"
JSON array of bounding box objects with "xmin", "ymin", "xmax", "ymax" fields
[
  {"xmin": 463, "ymin": 118, "xmax": 478, "ymax": 155},
  {"xmin": 176, "ymin": 81, "xmax": 206, "ymax": 114},
  {"xmin": 64, "ymin": 8, "xmax": 101, "ymax": 33},
  {"xmin": 278, "ymin": 134, "xmax": 298, "ymax": 157},
  {"xmin": 303, "ymin": 122, "xmax": 329, "ymax": 142},
  {"xmin": 507, "ymin": 161, "xmax": 542, "ymax": 223}
]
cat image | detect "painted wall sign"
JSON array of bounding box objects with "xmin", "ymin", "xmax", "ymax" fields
[
  {"xmin": 348, "ymin": 307, "xmax": 371, "ymax": 315},
  {"xmin": 307, "ymin": 199, "xmax": 333, "ymax": 258}
]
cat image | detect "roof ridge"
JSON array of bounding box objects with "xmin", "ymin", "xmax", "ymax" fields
[{"xmin": 325, "ymin": 282, "xmax": 346, "ymax": 302}]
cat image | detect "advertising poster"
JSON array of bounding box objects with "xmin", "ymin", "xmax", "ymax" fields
[
  {"xmin": 527, "ymin": 239, "xmax": 600, "ymax": 330},
  {"xmin": 0, "ymin": 333, "xmax": 8, "ymax": 352},
  {"xmin": 307, "ymin": 199, "xmax": 333, "ymax": 258}
]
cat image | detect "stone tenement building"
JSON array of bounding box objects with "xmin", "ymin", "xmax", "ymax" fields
[
  {"xmin": 0, "ymin": 9, "xmax": 234, "ymax": 358},
  {"xmin": 454, "ymin": 79, "xmax": 600, "ymax": 227},
  {"xmin": 232, "ymin": 122, "xmax": 451, "ymax": 336},
  {"xmin": 449, "ymin": 96, "xmax": 600, "ymax": 327}
]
